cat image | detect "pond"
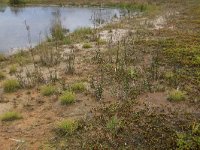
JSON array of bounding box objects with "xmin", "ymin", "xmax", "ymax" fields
[{"xmin": 0, "ymin": 6, "xmax": 122, "ymax": 53}]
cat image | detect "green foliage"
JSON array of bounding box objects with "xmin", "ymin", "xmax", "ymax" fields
[
  {"xmin": 41, "ymin": 85, "xmax": 56, "ymax": 96},
  {"xmin": 0, "ymin": 53, "xmax": 6, "ymax": 62},
  {"xmin": 167, "ymin": 89, "xmax": 186, "ymax": 102},
  {"xmin": 71, "ymin": 82, "xmax": 85, "ymax": 93},
  {"xmin": 50, "ymin": 11, "xmax": 65, "ymax": 41},
  {"xmin": 0, "ymin": 72, "xmax": 6, "ymax": 80},
  {"xmin": 177, "ymin": 123, "xmax": 200, "ymax": 150},
  {"xmin": 164, "ymin": 46, "xmax": 200, "ymax": 67},
  {"xmin": 3, "ymin": 79, "xmax": 20, "ymax": 93},
  {"xmin": 60, "ymin": 91, "xmax": 75, "ymax": 105},
  {"xmin": 9, "ymin": 65, "xmax": 17, "ymax": 74},
  {"xmin": 63, "ymin": 37, "xmax": 72, "ymax": 45},
  {"xmin": 82, "ymin": 43, "xmax": 92, "ymax": 49},
  {"xmin": 0, "ymin": 112, "xmax": 22, "ymax": 121},
  {"xmin": 71, "ymin": 27, "xmax": 93, "ymax": 43},
  {"xmin": 73, "ymin": 27, "xmax": 92, "ymax": 35},
  {"xmin": 106, "ymin": 116, "xmax": 122, "ymax": 134},
  {"xmin": 9, "ymin": 0, "xmax": 25, "ymax": 5},
  {"xmin": 56, "ymin": 119, "xmax": 78, "ymax": 135}
]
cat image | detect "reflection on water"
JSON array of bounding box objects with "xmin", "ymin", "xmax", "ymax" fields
[{"xmin": 0, "ymin": 6, "xmax": 121, "ymax": 53}]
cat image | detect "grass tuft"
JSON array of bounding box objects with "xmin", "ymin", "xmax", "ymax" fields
[
  {"xmin": 71, "ymin": 82, "xmax": 85, "ymax": 93},
  {"xmin": 0, "ymin": 53, "xmax": 6, "ymax": 62},
  {"xmin": 56, "ymin": 119, "xmax": 78, "ymax": 135},
  {"xmin": 9, "ymin": 65, "xmax": 17, "ymax": 74},
  {"xmin": 60, "ymin": 91, "xmax": 75, "ymax": 105},
  {"xmin": 3, "ymin": 79, "xmax": 20, "ymax": 93},
  {"xmin": 41, "ymin": 85, "xmax": 57, "ymax": 96},
  {"xmin": 82, "ymin": 43, "xmax": 92, "ymax": 49},
  {"xmin": 0, "ymin": 72, "xmax": 6, "ymax": 80},
  {"xmin": 167, "ymin": 89, "xmax": 186, "ymax": 102},
  {"xmin": 0, "ymin": 111, "xmax": 22, "ymax": 121}
]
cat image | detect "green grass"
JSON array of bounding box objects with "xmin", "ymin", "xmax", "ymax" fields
[
  {"xmin": 0, "ymin": 72, "xmax": 6, "ymax": 80},
  {"xmin": 0, "ymin": 53, "xmax": 6, "ymax": 62},
  {"xmin": 0, "ymin": 112, "xmax": 22, "ymax": 121},
  {"xmin": 41, "ymin": 85, "xmax": 57, "ymax": 96},
  {"xmin": 82, "ymin": 43, "xmax": 92, "ymax": 49},
  {"xmin": 9, "ymin": 65, "xmax": 17, "ymax": 74},
  {"xmin": 56, "ymin": 119, "xmax": 78, "ymax": 135},
  {"xmin": 9, "ymin": 0, "xmax": 26, "ymax": 5},
  {"xmin": 3, "ymin": 79, "xmax": 20, "ymax": 93},
  {"xmin": 106, "ymin": 116, "xmax": 122, "ymax": 134},
  {"xmin": 167, "ymin": 89, "xmax": 186, "ymax": 102},
  {"xmin": 60, "ymin": 91, "xmax": 76, "ymax": 105},
  {"xmin": 73, "ymin": 27, "xmax": 92, "ymax": 35},
  {"xmin": 71, "ymin": 82, "xmax": 85, "ymax": 92}
]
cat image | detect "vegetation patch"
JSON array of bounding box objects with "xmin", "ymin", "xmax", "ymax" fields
[
  {"xmin": 0, "ymin": 72, "xmax": 6, "ymax": 80},
  {"xmin": 106, "ymin": 116, "xmax": 122, "ymax": 134},
  {"xmin": 9, "ymin": 65, "xmax": 17, "ymax": 75},
  {"xmin": 0, "ymin": 53, "xmax": 6, "ymax": 62},
  {"xmin": 167, "ymin": 89, "xmax": 186, "ymax": 102},
  {"xmin": 71, "ymin": 82, "xmax": 85, "ymax": 93},
  {"xmin": 56, "ymin": 119, "xmax": 78, "ymax": 135},
  {"xmin": 60, "ymin": 91, "xmax": 75, "ymax": 105},
  {"xmin": 82, "ymin": 43, "xmax": 92, "ymax": 49},
  {"xmin": 41, "ymin": 85, "xmax": 57, "ymax": 96},
  {"xmin": 0, "ymin": 112, "xmax": 22, "ymax": 121},
  {"xmin": 3, "ymin": 79, "xmax": 20, "ymax": 93}
]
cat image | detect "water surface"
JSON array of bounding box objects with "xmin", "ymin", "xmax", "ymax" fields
[{"xmin": 0, "ymin": 6, "xmax": 121, "ymax": 53}]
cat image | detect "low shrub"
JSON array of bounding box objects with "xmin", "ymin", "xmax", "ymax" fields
[
  {"xmin": 0, "ymin": 72, "xmax": 6, "ymax": 80},
  {"xmin": 71, "ymin": 82, "xmax": 85, "ymax": 92},
  {"xmin": 0, "ymin": 53, "xmax": 6, "ymax": 62},
  {"xmin": 56, "ymin": 119, "xmax": 78, "ymax": 135},
  {"xmin": 82, "ymin": 43, "xmax": 92, "ymax": 49},
  {"xmin": 60, "ymin": 91, "xmax": 75, "ymax": 105},
  {"xmin": 41, "ymin": 85, "xmax": 57, "ymax": 96},
  {"xmin": 0, "ymin": 112, "xmax": 22, "ymax": 121},
  {"xmin": 9, "ymin": 0, "xmax": 25, "ymax": 5},
  {"xmin": 106, "ymin": 116, "xmax": 122, "ymax": 134},
  {"xmin": 3, "ymin": 79, "xmax": 20, "ymax": 93},
  {"xmin": 167, "ymin": 89, "xmax": 186, "ymax": 102},
  {"xmin": 9, "ymin": 65, "xmax": 17, "ymax": 74}
]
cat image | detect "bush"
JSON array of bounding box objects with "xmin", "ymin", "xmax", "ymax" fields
[
  {"xmin": 0, "ymin": 72, "xmax": 6, "ymax": 80},
  {"xmin": 73, "ymin": 27, "xmax": 92, "ymax": 35},
  {"xmin": 9, "ymin": 65, "xmax": 17, "ymax": 74},
  {"xmin": 82, "ymin": 43, "xmax": 92, "ymax": 49},
  {"xmin": 71, "ymin": 82, "xmax": 85, "ymax": 93},
  {"xmin": 0, "ymin": 112, "xmax": 22, "ymax": 121},
  {"xmin": 41, "ymin": 85, "xmax": 56, "ymax": 96},
  {"xmin": 9, "ymin": 0, "xmax": 25, "ymax": 5},
  {"xmin": 3, "ymin": 79, "xmax": 20, "ymax": 93},
  {"xmin": 60, "ymin": 91, "xmax": 75, "ymax": 105},
  {"xmin": 167, "ymin": 89, "xmax": 186, "ymax": 102},
  {"xmin": 56, "ymin": 119, "xmax": 78, "ymax": 135},
  {"xmin": 106, "ymin": 116, "xmax": 122, "ymax": 134},
  {"xmin": 0, "ymin": 53, "xmax": 6, "ymax": 62}
]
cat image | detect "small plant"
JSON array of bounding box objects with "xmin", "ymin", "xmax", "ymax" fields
[
  {"xmin": 3, "ymin": 79, "xmax": 20, "ymax": 93},
  {"xmin": 106, "ymin": 116, "xmax": 122, "ymax": 134},
  {"xmin": 0, "ymin": 72, "xmax": 6, "ymax": 80},
  {"xmin": 192, "ymin": 123, "xmax": 200, "ymax": 135},
  {"xmin": 41, "ymin": 85, "xmax": 57, "ymax": 96},
  {"xmin": 9, "ymin": 0, "xmax": 25, "ymax": 5},
  {"xmin": 56, "ymin": 119, "xmax": 78, "ymax": 135},
  {"xmin": 167, "ymin": 89, "xmax": 186, "ymax": 102},
  {"xmin": 0, "ymin": 53, "xmax": 6, "ymax": 62},
  {"xmin": 82, "ymin": 43, "xmax": 92, "ymax": 49},
  {"xmin": 71, "ymin": 82, "xmax": 85, "ymax": 93},
  {"xmin": 60, "ymin": 91, "xmax": 75, "ymax": 105},
  {"xmin": 0, "ymin": 112, "xmax": 22, "ymax": 121},
  {"xmin": 9, "ymin": 65, "xmax": 17, "ymax": 74}
]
